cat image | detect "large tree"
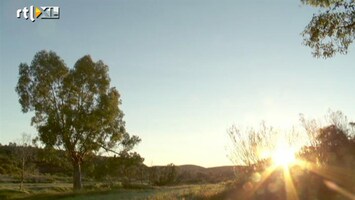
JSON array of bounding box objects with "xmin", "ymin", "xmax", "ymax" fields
[
  {"xmin": 301, "ymin": 0, "xmax": 355, "ymax": 58},
  {"xmin": 16, "ymin": 50, "xmax": 140, "ymax": 190}
]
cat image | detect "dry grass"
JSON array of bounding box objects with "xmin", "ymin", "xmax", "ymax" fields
[{"xmin": 0, "ymin": 182, "xmax": 231, "ymax": 200}]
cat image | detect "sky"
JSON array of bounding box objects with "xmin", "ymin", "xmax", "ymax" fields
[{"xmin": 0, "ymin": 0, "xmax": 354, "ymax": 167}]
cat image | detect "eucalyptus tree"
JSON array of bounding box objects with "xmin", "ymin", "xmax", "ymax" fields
[
  {"xmin": 301, "ymin": 0, "xmax": 355, "ymax": 58},
  {"xmin": 16, "ymin": 50, "xmax": 140, "ymax": 190}
]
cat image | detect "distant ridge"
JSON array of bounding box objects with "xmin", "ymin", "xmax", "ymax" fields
[{"xmin": 149, "ymin": 164, "xmax": 241, "ymax": 183}]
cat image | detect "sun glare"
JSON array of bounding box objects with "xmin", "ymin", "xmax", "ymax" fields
[{"xmin": 272, "ymin": 145, "xmax": 296, "ymax": 167}]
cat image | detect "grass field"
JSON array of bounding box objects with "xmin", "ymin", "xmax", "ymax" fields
[{"xmin": 0, "ymin": 182, "xmax": 230, "ymax": 200}]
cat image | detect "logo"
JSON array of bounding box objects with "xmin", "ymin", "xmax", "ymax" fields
[{"xmin": 17, "ymin": 6, "xmax": 60, "ymax": 22}]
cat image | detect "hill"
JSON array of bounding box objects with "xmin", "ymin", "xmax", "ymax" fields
[
  {"xmin": 0, "ymin": 144, "xmax": 239, "ymax": 185},
  {"xmin": 173, "ymin": 165, "xmax": 237, "ymax": 183}
]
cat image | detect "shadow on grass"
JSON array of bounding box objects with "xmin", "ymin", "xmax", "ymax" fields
[
  {"xmin": 0, "ymin": 189, "xmax": 30, "ymax": 200},
  {"xmin": 1, "ymin": 185, "xmax": 156, "ymax": 200},
  {"xmin": 3, "ymin": 189, "xmax": 126, "ymax": 200},
  {"xmin": 2, "ymin": 183, "xmax": 236, "ymax": 200}
]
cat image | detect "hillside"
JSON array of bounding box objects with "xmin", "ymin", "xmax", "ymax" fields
[
  {"xmin": 173, "ymin": 165, "xmax": 238, "ymax": 183},
  {"xmin": 0, "ymin": 144, "xmax": 239, "ymax": 185}
]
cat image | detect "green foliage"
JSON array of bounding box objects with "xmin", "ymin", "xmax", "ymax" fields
[
  {"xmin": 15, "ymin": 50, "xmax": 141, "ymax": 190},
  {"xmin": 16, "ymin": 50, "xmax": 140, "ymax": 157},
  {"xmin": 0, "ymin": 144, "xmax": 146, "ymax": 186},
  {"xmin": 301, "ymin": 0, "xmax": 355, "ymax": 58},
  {"xmin": 83, "ymin": 151, "xmax": 145, "ymax": 182},
  {"xmin": 0, "ymin": 143, "xmax": 38, "ymax": 179},
  {"xmin": 149, "ymin": 164, "xmax": 178, "ymax": 186},
  {"xmin": 0, "ymin": 144, "xmax": 68, "ymax": 177},
  {"xmin": 301, "ymin": 0, "xmax": 346, "ymax": 7},
  {"xmin": 109, "ymin": 152, "xmax": 145, "ymax": 182},
  {"xmin": 35, "ymin": 147, "xmax": 72, "ymax": 176},
  {"xmin": 0, "ymin": 146, "xmax": 19, "ymax": 175}
]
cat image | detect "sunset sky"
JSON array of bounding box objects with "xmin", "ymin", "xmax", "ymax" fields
[{"xmin": 1, "ymin": 0, "xmax": 354, "ymax": 167}]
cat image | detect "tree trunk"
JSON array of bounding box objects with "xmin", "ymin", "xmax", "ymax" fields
[
  {"xmin": 73, "ymin": 161, "xmax": 82, "ymax": 191},
  {"xmin": 20, "ymin": 156, "xmax": 24, "ymax": 191}
]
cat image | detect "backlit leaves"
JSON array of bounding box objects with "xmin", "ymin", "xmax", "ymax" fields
[{"xmin": 301, "ymin": 0, "xmax": 355, "ymax": 58}]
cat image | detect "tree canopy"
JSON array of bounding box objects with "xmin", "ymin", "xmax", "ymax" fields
[
  {"xmin": 301, "ymin": 0, "xmax": 355, "ymax": 58},
  {"xmin": 15, "ymin": 50, "xmax": 141, "ymax": 190}
]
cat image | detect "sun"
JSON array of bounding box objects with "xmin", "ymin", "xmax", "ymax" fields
[{"xmin": 271, "ymin": 145, "xmax": 296, "ymax": 167}]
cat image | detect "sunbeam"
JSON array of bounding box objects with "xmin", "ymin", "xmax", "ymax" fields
[{"xmin": 283, "ymin": 165, "xmax": 299, "ymax": 200}]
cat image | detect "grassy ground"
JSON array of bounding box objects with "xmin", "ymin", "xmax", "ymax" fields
[
  {"xmin": 0, "ymin": 182, "xmax": 231, "ymax": 200},
  {"xmin": 0, "ymin": 182, "xmax": 72, "ymax": 199}
]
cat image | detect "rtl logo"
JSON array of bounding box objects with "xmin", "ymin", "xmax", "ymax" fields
[{"xmin": 17, "ymin": 6, "xmax": 60, "ymax": 22}]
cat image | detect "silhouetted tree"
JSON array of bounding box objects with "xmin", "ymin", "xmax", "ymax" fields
[
  {"xmin": 148, "ymin": 164, "xmax": 177, "ymax": 186},
  {"xmin": 163, "ymin": 163, "xmax": 177, "ymax": 185},
  {"xmin": 300, "ymin": 110, "xmax": 355, "ymax": 165},
  {"xmin": 148, "ymin": 166, "xmax": 159, "ymax": 185},
  {"xmin": 301, "ymin": 124, "xmax": 353, "ymax": 166},
  {"xmin": 299, "ymin": 110, "xmax": 355, "ymax": 199},
  {"xmin": 107, "ymin": 151, "xmax": 144, "ymax": 182},
  {"xmin": 15, "ymin": 50, "xmax": 141, "ymax": 190},
  {"xmin": 156, "ymin": 163, "xmax": 177, "ymax": 186},
  {"xmin": 301, "ymin": 0, "xmax": 355, "ymax": 58}
]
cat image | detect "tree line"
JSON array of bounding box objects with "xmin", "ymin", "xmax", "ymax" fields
[{"xmin": 0, "ymin": 143, "xmax": 235, "ymax": 187}]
